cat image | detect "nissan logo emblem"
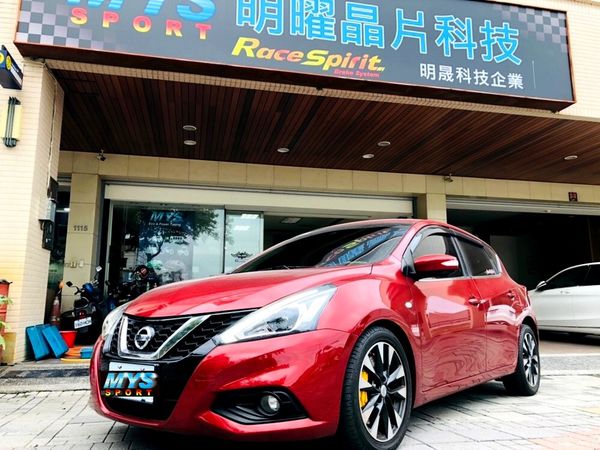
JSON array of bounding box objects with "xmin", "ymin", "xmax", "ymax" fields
[{"xmin": 134, "ymin": 326, "xmax": 156, "ymax": 350}]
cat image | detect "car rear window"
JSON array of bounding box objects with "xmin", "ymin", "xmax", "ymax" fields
[{"xmin": 233, "ymin": 225, "xmax": 410, "ymax": 273}]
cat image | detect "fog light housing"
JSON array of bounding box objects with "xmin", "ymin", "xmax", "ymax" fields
[
  {"xmin": 212, "ymin": 388, "xmax": 307, "ymax": 424},
  {"xmin": 260, "ymin": 394, "xmax": 281, "ymax": 415}
]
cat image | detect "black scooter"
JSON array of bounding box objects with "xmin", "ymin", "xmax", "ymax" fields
[
  {"xmin": 106, "ymin": 265, "xmax": 160, "ymax": 311},
  {"xmin": 61, "ymin": 266, "xmax": 106, "ymax": 343}
]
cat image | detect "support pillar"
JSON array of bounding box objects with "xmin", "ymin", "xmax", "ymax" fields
[
  {"xmin": 417, "ymin": 193, "xmax": 447, "ymax": 222},
  {"xmin": 62, "ymin": 173, "xmax": 102, "ymax": 311}
]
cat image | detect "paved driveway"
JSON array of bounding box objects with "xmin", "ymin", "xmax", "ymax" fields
[{"xmin": 1, "ymin": 374, "xmax": 599, "ymax": 449}]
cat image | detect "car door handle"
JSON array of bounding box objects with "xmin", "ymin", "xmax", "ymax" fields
[
  {"xmin": 469, "ymin": 297, "xmax": 483, "ymax": 306},
  {"xmin": 507, "ymin": 290, "xmax": 516, "ymax": 300}
]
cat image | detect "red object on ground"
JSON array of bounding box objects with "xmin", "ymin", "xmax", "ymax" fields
[
  {"xmin": 60, "ymin": 331, "xmax": 77, "ymax": 348},
  {"xmin": 0, "ymin": 280, "xmax": 11, "ymax": 297}
]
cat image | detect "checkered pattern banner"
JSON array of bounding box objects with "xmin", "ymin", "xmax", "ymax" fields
[
  {"xmin": 16, "ymin": 0, "xmax": 118, "ymax": 51},
  {"xmin": 493, "ymin": 3, "xmax": 568, "ymax": 54}
]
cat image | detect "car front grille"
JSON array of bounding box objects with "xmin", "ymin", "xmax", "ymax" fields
[
  {"xmin": 107, "ymin": 309, "xmax": 254, "ymax": 360},
  {"xmin": 125, "ymin": 316, "xmax": 188, "ymax": 354},
  {"xmin": 165, "ymin": 310, "xmax": 251, "ymax": 359}
]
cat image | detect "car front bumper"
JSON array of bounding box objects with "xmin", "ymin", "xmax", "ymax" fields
[{"xmin": 90, "ymin": 329, "xmax": 354, "ymax": 440}]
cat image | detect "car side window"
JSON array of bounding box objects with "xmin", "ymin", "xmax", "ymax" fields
[
  {"xmin": 582, "ymin": 265, "xmax": 600, "ymax": 287},
  {"xmin": 457, "ymin": 238, "xmax": 499, "ymax": 277},
  {"xmin": 411, "ymin": 233, "xmax": 463, "ymax": 278},
  {"xmin": 546, "ymin": 266, "xmax": 589, "ymax": 289}
]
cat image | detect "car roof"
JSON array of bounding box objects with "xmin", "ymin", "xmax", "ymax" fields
[
  {"xmin": 553, "ymin": 262, "xmax": 600, "ymax": 272},
  {"xmin": 288, "ymin": 218, "xmax": 487, "ymax": 246}
]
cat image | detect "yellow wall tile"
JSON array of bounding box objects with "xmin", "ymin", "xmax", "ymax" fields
[
  {"xmin": 301, "ymin": 168, "xmax": 327, "ymax": 189},
  {"xmin": 485, "ymin": 179, "xmax": 509, "ymax": 198},
  {"xmin": 576, "ymin": 185, "xmax": 595, "ymax": 203},
  {"xmin": 73, "ymin": 152, "xmax": 100, "ymax": 174},
  {"xmin": 529, "ymin": 182, "xmax": 553, "ymax": 201},
  {"xmin": 128, "ymin": 156, "xmax": 159, "ymax": 179},
  {"xmin": 218, "ymin": 162, "xmax": 247, "ymax": 185},
  {"xmin": 506, "ymin": 181, "xmax": 531, "ymax": 199},
  {"xmin": 378, "ymin": 173, "xmax": 403, "ymax": 194},
  {"xmin": 462, "ymin": 178, "xmax": 486, "ymax": 197},
  {"xmin": 327, "ymin": 169, "xmax": 353, "ymax": 191},
  {"xmin": 403, "ymin": 174, "xmax": 427, "ymax": 194},
  {"xmin": 159, "ymin": 158, "xmax": 190, "ymax": 182},
  {"xmin": 444, "ymin": 177, "xmax": 464, "ymax": 196},
  {"xmin": 98, "ymin": 154, "xmax": 129, "ymax": 177},
  {"xmin": 417, "ymin": 194, "xmax": 447, "ymax": 222},
  {"xmin": 58, "ymin": 151, "xmax": 73, "ymax": 174},
  {"xmin": 70, "ymin": 173, "xmax": 100, "ymax": 203},
  {"xmin": 274, "ymin": 166, "xmax": 302, "ymax": 188},
  {"xmin": 189, "ymin": 160, "xmax": 219, "ymax": 184},
  {"xmin": 426, "ymin": 175, "xmax": 446, "ymax": 194},
  {"xmin": 246, "ymin": 164, "xmax": 274, "ymax": 187},
  {"xmin": 352, "ymin": 171, "xmax": 378, "ymax": 193},
  {"xmin": 550, "ymin": 184, "xmax": 572, "ymax": 202}
]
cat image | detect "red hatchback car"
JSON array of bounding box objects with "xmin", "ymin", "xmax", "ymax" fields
[{"xmin": 90, "ymin": 220, "xmax": 540, "ymax": 449}]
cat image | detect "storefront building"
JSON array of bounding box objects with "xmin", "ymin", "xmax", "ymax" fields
[{"xmin": 1, "ymin": 0, "xmax": 600, "ymax": 362}]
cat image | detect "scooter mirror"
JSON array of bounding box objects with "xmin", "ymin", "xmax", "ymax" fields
[
  {"xmin": 66, "ymin": 281, "xmax": 73, "ymax": 288},
  {"xmin": 96, "ymin": 266, "xmax": 103, "ymax": 272}
]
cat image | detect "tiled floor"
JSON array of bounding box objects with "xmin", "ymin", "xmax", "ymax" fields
[{"xmin": 0, "ymin": 375, "xmax": 599, "ymax": 449}]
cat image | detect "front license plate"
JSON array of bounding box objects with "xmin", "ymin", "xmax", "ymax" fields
[
  {"xmin": 103, "ymin": 362, "xmax": 158, "ymax": 404},
  {"xmin": 74, "ymin": 317, "xmax": 92, "ymax": 329}
]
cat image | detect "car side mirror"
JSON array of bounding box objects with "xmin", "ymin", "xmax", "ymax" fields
[
  {"xmin": 536, "ymin": 280, "xmax": 547, "ymax": 291},
  {"xmin": 414, "ymin": 254, "xmax": 460, "ymax": 278}
]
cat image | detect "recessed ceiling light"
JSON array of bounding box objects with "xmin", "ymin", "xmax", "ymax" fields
[
  {"xmin": 184, "ymin": 140, "xmax": 197, "ymax": 146},
  {"xmin": 281, "ymin": 217, "xmax": 301, "ymax": 224},
  {"xmin": 377, "ymin": 141, "xmax": 391, "ymax": 147},
  {"xmin": 183, "ymin": 125, "xmax": 197, "ymax": 132},
  {"xmin": 277, "ymin": 147, "xmax": 290, "ymax": 154},
  {"xmin": 363, "ymin": 153, "xmax": 375, "ymax": 159},
  {"xmin": 563, "ymin": 155, "xmax": 578, "ymax": 161}
]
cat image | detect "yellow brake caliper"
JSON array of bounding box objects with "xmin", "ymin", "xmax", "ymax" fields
[{"xmin": 360, "ymin": 371, "xmax": 369, "ymax": 408}]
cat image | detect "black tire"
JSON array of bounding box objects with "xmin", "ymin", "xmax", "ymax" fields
[
  {"xmin": 338, "ymin": 327, "xmax": 413, "ymax": 450},
  {"xmin": 503, "ymin": 324, "xmax": 540, "ymax": 396}
]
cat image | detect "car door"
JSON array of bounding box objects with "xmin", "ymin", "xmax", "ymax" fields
[
  {"xmin": 455, "ymin": 236, "xmax": 521, "ymax": 371},
  {"xmin": 570, "ymin": 264, "xmax": 600, "ymax": 331},
  {"xmin": 405, "ymin": 228, "xmax": 486, "ymax": 391},
  {"xmin": 533, "ymin": 266, "xmax": 588, "ymax": 328}
]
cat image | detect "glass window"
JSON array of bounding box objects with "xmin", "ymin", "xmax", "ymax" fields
[
  {"xmin": 458, "ymin": 239, "xmax": 499, "ymax": 277},
  {"xmin": 234, "ymin": 225, "xmax": 410, "ymax": 273},
  {"xmin": 224, "ymin": 212, "xmax": 264, "ymax": 273},
  {"xmin": 412, "ymin": 234, "xmax": 456, "ymax": 260},
  {"xmin": 546, "ymin": 266, "xmax": 589, "ymax": 289},
  {"xmin": 108, "ymin": 205, "xmax": 224, "ymax": 287},
  {"xmin": 411, "ymin": 233, "xmax": 462, "ymax": 278},
  {"xmin": 583, "ymin": 265, "xmax": 600, "ymax": 286}
]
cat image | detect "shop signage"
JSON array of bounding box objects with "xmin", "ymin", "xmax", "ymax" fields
[
  {"xmin": 15, "ymin": 1, "xmax": 573, "ymax": 105},
  {"xmin": 0, "ymin": 46, "xmax": 23, "ymax": 90}
]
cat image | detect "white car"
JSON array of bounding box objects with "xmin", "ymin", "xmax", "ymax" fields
[{"xmin": 530, "ymin": 262, "xmax": 600, "ymax": 335}]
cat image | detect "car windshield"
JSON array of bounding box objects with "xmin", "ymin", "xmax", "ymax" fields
[{"xmin": 233, "ymin": 225, "xmax": 410, "ymax": 273}]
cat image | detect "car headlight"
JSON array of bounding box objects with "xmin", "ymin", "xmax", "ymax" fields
[
  {"xmin": 219, "ymin": 285, "xmax": 337, "ymax": 344},
  {"xmin": 101, "ymin": 303, "xmax": 127, "ymax": 339}
]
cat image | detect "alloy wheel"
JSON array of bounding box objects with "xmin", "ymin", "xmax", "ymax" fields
[
  {"xmin": 522, "ymin": 332, "xmax": 540, "ymax": 387},
  {"xmin": 358, "ymin": 342, "xmax": 408, "ymax": 443}
]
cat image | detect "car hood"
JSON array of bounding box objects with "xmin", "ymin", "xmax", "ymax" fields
[{"xmin": 124, "ymin": 266, "xmax": 372, "ymax": 318}]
